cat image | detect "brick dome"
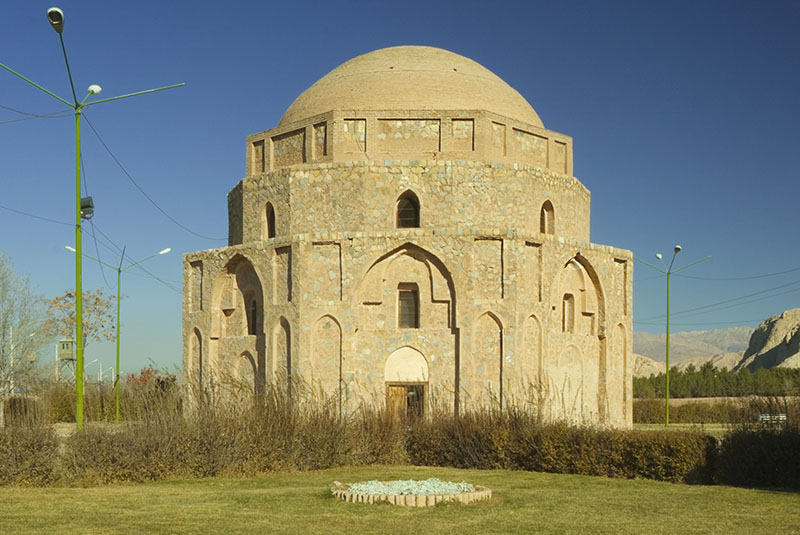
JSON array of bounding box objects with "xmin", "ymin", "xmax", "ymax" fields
[{"xmin": 279, "ymin": 46, "xmax": 543, "ymax": 128}]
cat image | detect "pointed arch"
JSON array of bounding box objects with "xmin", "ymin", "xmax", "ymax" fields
[
  {"xmin": 239, "ymin": 351, "xmax": 257, "ymax": 391},
  {"xmin": 551, "ymin": 344, "xmax": 583, "ymax": 421},
  {"xmin": 522, "ymin": 314, "xmax": 542, "ymax": 388},
  {"xmin": 610, "ymin": 322, "xmax": 628, "ymax": 425},
  {"xmin": 354, "ymin": 242, "xmax": 460, "ymax": 412},
  {"xmin": 272, "ymin": 316, "xmax": 291, "ymax": 380},
  {"xmin": 210, "ymin": 254, "xmax": 265, "ymax": 339},
  {"xmin": 191, "ymin": 327, "xmax": 203, "ymax": 390},
  {"xmin": 549, "ymin": 252, "xmax": 608, "ymax": 423},
  {"xmin": 263, "ymin": 201, "xmax": 276, "ymax": 239},
  {"xmin": 355, "ymin": 242, "xmax": 456, "ymax": 329},
  {"xmin": 540, "ymin": 200, "xmax": 555, "ymax": 235},
  {"xmin": 385, "ymin": 346, "xmax": 428, "ymax": 383},
  {"xmin": 396, "ymin": 190, "xmax": 420, "ymax": 228},
  {"xmin": 465, "ymin": 311, "xmax": 504, "ymax": 410},
  {"xmin": 311, "ymin": 314, "xmax": 342, "ymax": 404}
]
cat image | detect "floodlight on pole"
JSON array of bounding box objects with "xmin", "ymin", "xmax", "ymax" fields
[
  {"xmin": 635, "ymin": 246, "xmax": 710, "ymax": 426},
  {"xmin": 46, "ymin": 7, "xmax": 64, "ymax": 34},
  {"xmin": 1, "ymin": 7, "xmax": 184, "ymax": 430}
]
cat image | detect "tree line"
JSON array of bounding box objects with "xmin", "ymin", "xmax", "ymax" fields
[{"xmin": 634, "ymin": 361, "xmax": 800, "ymax": 398}]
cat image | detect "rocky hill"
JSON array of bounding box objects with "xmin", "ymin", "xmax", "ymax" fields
[
  {"xmin": 735, "ymin": 308, "xmax": 800, "ymax": 371},
  {"xmin": 633, "ymin": 327, "xmax": 753, "ymax": 362},
  {"xmin": 633, "ymin": 352, "xmax": 743, "ymax": 378}
]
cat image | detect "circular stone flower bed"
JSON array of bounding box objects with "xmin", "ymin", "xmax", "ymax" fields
[{"xmin": 331, "ymin": 478, "xmax": 492, "ymax": 507}]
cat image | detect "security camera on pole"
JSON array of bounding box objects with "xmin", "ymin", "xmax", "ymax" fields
[{"xmin": 0, "ymin": 7, "xmax": 184, "ymax": 430}]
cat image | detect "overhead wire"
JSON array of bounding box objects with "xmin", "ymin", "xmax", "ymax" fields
[
  {"xmin": 0, "ymin": 103, "xmax": 72, "ymax": 124},
  {"xmin": 0, "ymin": 202, "xmax": 72, "ymax": 227},
  {"xmin": 88, "ymin": 221, "xmax": 182, "ymax": 294},
  {"xmin": 79, "ymin": 154, "xmax": 113, "ymax": 291},
  {"xmin": 82, "ymin": 113, "xmax": 225, "ymax": 242},
  {"xmin": 0, "ymin": 199, "xmax": 180, "ymax": 294},
  {"xmin": 638, "ymin": 278, "xmax": 800, "ymax": 324},
  {"xmin": 675, "ymin": 265, "xmax": 800, "ymax": 281}
]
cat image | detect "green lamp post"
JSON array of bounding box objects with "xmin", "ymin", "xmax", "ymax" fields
[
  {"xmin": 67, "ymin": 246, "xmax": 170, "ymax": 423},
  {"xmin": 0, "ymin": 7, "xmax": 183, "ymax": 430},
  {"xmin": 637, "ymin": 246, "xmax": 710, "ymax": 426}
]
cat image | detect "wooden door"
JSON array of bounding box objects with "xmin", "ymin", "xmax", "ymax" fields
[{"xmin": 387, "ymin": 385, "xmax": 406, "ymax": 420}]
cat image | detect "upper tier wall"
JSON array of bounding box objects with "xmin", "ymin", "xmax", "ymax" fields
[
  {"xmin": 227, "ymin": 159, "xmax": 591, "ymax": 246},
  {"xmin": 246, "ymin": 110, "xmax": 573, "ymax": 177}
]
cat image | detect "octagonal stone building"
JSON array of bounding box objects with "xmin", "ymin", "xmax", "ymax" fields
[{"xmin": 183, "ymin": 46, "xmax": 633, "ymax": 426}]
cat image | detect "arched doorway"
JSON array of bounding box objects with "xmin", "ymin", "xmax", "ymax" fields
[{"xmin": 384, "ymin": 346, "xmax": 428, "ymax": 419}]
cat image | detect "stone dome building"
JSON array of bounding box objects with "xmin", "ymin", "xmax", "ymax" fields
[{"xmin": 182, "ymin": 46, "xmax": 633, "ymax": 426}]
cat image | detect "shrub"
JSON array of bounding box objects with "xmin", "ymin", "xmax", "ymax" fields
[
  {"xmin": 0, "ymin": 425, "xmax": 61, "ymax": 486},
  {"xmin": 633, "ymin": 398, "xmax": 753, "ymax": 424},
  {"xmin": 716, "ymin": 396, "xmax": 800, "ymax": 490},
  {"xmin": 502, "ymin": 416, "xmax": 715, "ymax": 483},
  {"xmin": 717, "ymin": 426, "xmax": 800, "ymax": 490},
  {"xmin": 406, "ymin": 411, "xmax": 506, "ymax": 469}
]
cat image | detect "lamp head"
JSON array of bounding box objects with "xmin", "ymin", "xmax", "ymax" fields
[
  {"xmin": 65, "ymin": 246, "xmax": 76, "ymax": 253},
  {"xmin": 46, "ymin": 7, "xmax": 64, "ymax": 34},
  {"xmin": 88, "ymin": 84, "xmax": 102, "ymax": 95},
  {"xmin": 158, "ymin": 248, "xmax": 171, "ymax": 255},
  {"xmin": 674, "ymin": 245, "xmax": 682, "ymax": 254},
  {"xmin": 655, "ymin": 253, "xmax": 663, "ymax": 261}
]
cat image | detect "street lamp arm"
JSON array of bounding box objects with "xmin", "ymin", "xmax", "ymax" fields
[
  {"xmin": 65, "ymin": 246, "xmax": 116, "ymax": 270},
  {"xmin": 672, "ymin": 255, "xmax": 712, "ymax": 274},
  {"xmin": 121, "ymin": 248, "xmax": 171, "ymax": 272},
  {"xmin": 0, "ymin": 62, "xmax": 73, "ymax": 107},
  {"xmin": 634, "ymin": 256, "xmax": 666, "ymax": 274},
  {"xmin": 82, "ymin": 83, "xmax": 185, "ymax": 107}
]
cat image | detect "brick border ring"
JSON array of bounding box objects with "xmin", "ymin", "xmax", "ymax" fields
[{"xmin": 331, "ymin": 481, "xmax": 492, "ymax": 507}]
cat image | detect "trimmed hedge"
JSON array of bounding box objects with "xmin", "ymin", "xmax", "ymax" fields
[
  {"xmin": 633, "ymin": 398, "xmax": 750, "ymax": 424},
  {"xmin": 407, "ymin": 413, "xmax": 715, "ymax": 484},
  {"xmin": 716, "ymin": 426, "xmax": 800, "ymax": 490}
]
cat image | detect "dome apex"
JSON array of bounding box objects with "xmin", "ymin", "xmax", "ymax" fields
[{"xmin": 279, "ymin": 46, "xmax": 543, "ymax": 128}]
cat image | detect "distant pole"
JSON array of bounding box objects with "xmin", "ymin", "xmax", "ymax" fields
[
  {"xmin": 66, "ymin": 245, "xmax": 170, "ymax": 423},
  {"xmin": 0, "ymin": 7, "xmax": 183, "ymax": 430},
  {"xmin": 636, "ymin": 246, "xmax": 710, "ymax": 426},
  {"xmin": 115, "ymin": 247, "xmax": 125, "ymax": 423},
  {"xmin": 665, "ymin": 265, "xmax": 671, "ymax": 424}
]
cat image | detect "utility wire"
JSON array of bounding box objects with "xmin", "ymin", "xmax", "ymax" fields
[
  {"xmin": 0, "ymin": 200, "xmax": 179, "ymax": 293},
  {"xmin": 0, "ymin": 104, "xmax": 72, "ymax": 124},
  {"xmin": 80, "ymin": 155, "xmax": 113, "ymax": 291},
  {"xmin": 639, "ymin": 278, "xmax": 800, "ymax": 323},
  {"xmin": 89, "ymin": 221, "xmax": 182, "ymax": 294},
  {"xmin": 0, "ymin": 103, "xmax": 70, "ymax": 118},
  {"xmin": 634, "ymin": 317, "xmax": 767, "ymax": 327},
  {"xmin": 82, "ymin": 114, "xmax": 224, "ymax": 242},
  {"xmin": 0, "ymin": 202, "xmax": 72, "ymax": 227},
  {"xmin": 675, "ymin": 265, "xmax": 800, "ymax": 281}
]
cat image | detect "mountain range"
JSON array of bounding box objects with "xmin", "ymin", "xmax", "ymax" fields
[{"xmin": 633, "ymin": 309, "xmax": 800, "ymax": 377}]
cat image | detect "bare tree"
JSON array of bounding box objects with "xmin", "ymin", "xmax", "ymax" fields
[
  {"xmin": 0, "ymin": 252, "xmax": 51, "ymax": 390},
  {"xmin": 48, "ymin": 288, "xmax": 115, "ymax": 350}
]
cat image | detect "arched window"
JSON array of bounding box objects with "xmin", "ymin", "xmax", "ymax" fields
[
  {"xmin": 264, "ymin": 202, "xmax": 276, "ymax": 239},
  {"xmin": 246, "ymin": 298, "xmax": 259, "ymax": 335},
  {"xmin": 396, "ymin": 191, "xmax": 420, "ymax": 228},
  {"xmin": 562, "ymin": 293, "xmax": 575, "ymax": 333},
  {"xmin": 540, "ymin": 200, "xmax": 554, "ymax": 235},
  {"xmin": 398, "ymin": 283, "xmax": 419, "ymax": 328}
]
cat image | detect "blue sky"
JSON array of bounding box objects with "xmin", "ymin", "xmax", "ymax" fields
[{"xmin": 2, "ymin": 1, "xmax": 799, "ymax": 376}]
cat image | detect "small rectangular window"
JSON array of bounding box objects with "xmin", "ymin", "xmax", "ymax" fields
[{"xmin": 398, "ymin": 283, "xmax": 419, "ymax": 328}]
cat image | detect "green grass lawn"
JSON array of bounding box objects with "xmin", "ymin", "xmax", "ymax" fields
[
  {"xmin": 633, "ymin": 423, "xmax": 731, "ymax": 438},
  {"xmin": 1, "ymin": 465, "xmax": 798, "ymax": 535}
]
